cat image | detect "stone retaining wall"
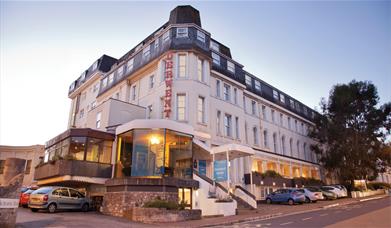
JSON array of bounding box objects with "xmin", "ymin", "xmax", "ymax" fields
[
  {"xmin": 351, "ymin": 189, "xmax": 387, "ymax": 198},
  {"xmin": 125, "ymin": 207, "xmax": 201, "ymax": 223}
]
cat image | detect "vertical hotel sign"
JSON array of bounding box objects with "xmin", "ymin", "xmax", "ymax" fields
[{"xmin": 164, "ymin": 52, "xmax": 173, "ymax": 118}]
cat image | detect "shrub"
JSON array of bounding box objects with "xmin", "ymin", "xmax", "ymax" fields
[
  {"xmin": 261, "ymin": 170, "xmax": 282, "ymax": 178},
  {"xmin": 143, "ymin": 198, "xmax": 186, "ymax": 210},
  {"xmin": 367, "ymin": 182, "xmax": 391, "ymax": 190}
]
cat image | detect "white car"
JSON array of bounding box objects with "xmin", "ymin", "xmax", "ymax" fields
[
  {"xmin": 333, "ymin": 185, "xmax": 348, "ymax": 197},
  {"xmin": 305, "ymin": 187, "xmax": 325, "ymax": 201},
  {"xmin": 297, "ymin": 188, "xmax": 323, "ymax": 203},
  {"xmin": 321, "ymin": 186, "xmax": 345, "ymax": 198}
]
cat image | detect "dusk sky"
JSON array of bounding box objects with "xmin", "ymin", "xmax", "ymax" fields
[{"xmin": 1, "ymin": 1, "xmax": 390, "ymax": 146}]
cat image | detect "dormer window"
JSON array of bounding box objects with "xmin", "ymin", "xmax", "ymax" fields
[
  {"xmin": 280, "ymin": 94, "xmax": 285, "ymax": 103},
  {"xmin": 154, "ymin": 39, "xmax": 159, "ymax": 50},
  {"xmin": 176, "ymin": 27, "xmax": 188, "ymax": 38},
  {"xmin": 227, "ymin": 61, "xmax": 235, "ymax": 73},
  {"xmin": 303, "ymin": 107, "xmax": 308, "ymax": 116},
  {"xmin": 69, "ymin": 82, "xmax": 76, "ymax": 91},
  {"xmin": 255, "ymin": 80, "xmax": 261, "ymax": 91},
  {"xmin": 143, "ymin": 45, "xmax": 150, "ymax": 59},
  {"xmin": 101, "ymin": 77, "xmax": 108, "ymax": 88},
  {"xmin": 80, "ymin": 71, "xmax": 86, "ymax": 81},
  {"xmin": 126, "ymin": 58, "xmax": 134, "ymax": 72},
  {"xmin": 117, "ymin": 65, "xmax": 124, "ymax": 78},
  {"xmin": 245, "ymin": 74, "xmax": 252, "ymax": 86},
  {"xmin": 163, "ymin": 30, "xmax": 170, "ymax": 43},
  {"xmin": 210, "ymin": 41, "xmax": 219, "ymax": 52},
  {"xmin": 273, "ymin": 90, "xmax": 279, "ymax": 100},
  {"xmin": 212, "ymin": 52, "xmax": 220, "ymax": 65},
  {"xmin": 290, "ymin": 99, "xmax": 295, "ymax": 109},
  {"xmin": 108, "ymin": 73, "xmax": 114, "ymax": 85},
  {"xmin": 197, "ymin": 30, "xmax": 205, "ymax": 42},
  {"xmin": 92, "ymin": 61, "xmax": 98, "ymax": 71}
]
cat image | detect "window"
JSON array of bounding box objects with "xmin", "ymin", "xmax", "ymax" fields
[
  {"xmin": 287, "ymin": 117, "xmax": 291, "ymax": 129},
  {"xmin": 255, "ymin": 80, "xmax": 261, "ymax": 91},
  {"xmin": 251, "ymin": 100, "xmax": 257, "ymax": 115},
  {"xmin": 235, "ymin": 117, "xmax": 239, "ymax": 139},
  {"xmin": 303, "ymin": 107, "xmax": 308, "ymax": 116},
  {"xmin": 245, "ymin": 122, "xmax": 248, "ymax": 143},
  {"xmin": 197, "ymin": 96, "xmax": 205, "ymax": 123},
  {"xmin": 108, "ymin": 73, "xmax": 114, "ymax": 85},
  {"xmin": 210, "ymin": 41, "xmax": 219, "ymax": 51},
  {"xmin": 176, "ymin": 94, "xmax": 186, "ymax": 121},
  {"xmin": 79, "ymin": 109, "xmax": 84, "ymax": 119},
  {"xmin": 154, "ymin": 39, "xmax": 159, "ymax": 50},
  {"xmin": 147, "ymin": 105, "xmax": 153, "ymax": 119},
  {"xmin": 253, "ymin": 127, "xmax": 259, "ymax": 145},
  {"xmin": 91, "ymin": 101, "xmax": 97, "ymax": 109},
  {"xmin": 245, "ymin": 74, "xmax": 252, "ymax": 86},
  {"xmin": 280, "ymin": 113, "xmax": 283, "ymax": 126},
  {"xmin": 243, "ymin": 96, "xmax": 246, "ymax": 111},
  {"xmin": 126, "ymin": 58, "xmax": 134, "ymax": 72},
  {"xmin": 0, "ymin": 160, "xmax": 5, "ymax": 174},
  {"xmin": 280, "ymin": 94, "xmax": 285, "ymax": 103},
  {"xmin": 262, "ymin": 105, "xmax": 266, "ymax": 119},
  {"xmin": 92, "ymin": 60, "xmax": 98, "ymax": 71},
  {"xmin": 212, "ymin": 52, "xmax": 220, "ymax": 65},
  {"xmin": 301, "ymin": 123, "xmax": 304, "ymax": 134},
  {"xmin": 143, "ymin": 45, "xmax": 150, "ymax": 59},
  {"xmin": 263, "ymin": 130, "xmax": 268, "ymax": 148},
  {"xmin": 117, "ymin": 65, "xmax": 124, "ymax": 78},
  {"xmin": 81, "ymin": 92, "xmax": 86, "ymax": 102},
  {"xmin": 290, "ymin": 138, "xmax": 293, "ymax": 156},
  {"xmin": 163, "ymin": 30, "xmax": 170, "ymax": 42},
  {"xmin": 149, "ymin": 75, "xmax": 155, "ymax": 89},
  {"xmin": 295, "ymin": 102, "xmax": 301, "ymax": 111},
  {"xmin": 281, "ymin": 136, "xmax": 286, "ymax": 155},
  {"xmin": 295, "ymin": 120, "xmax": 298, "ymax": 132},
  {"xmin": 24, "ymin": 160, "xmax": 32, "ymax": 174},
  {"xmin": 197, "ymin": 58, "xmax": 204, "ymax": 82},
  {"xmin": 290, "ymin": 99, "xmax": 295, "ymax": 109},
  {"xmin": 197, "ymin": 30, "xmax": 205, "ymax": 42},
  {"xmin": 178, "ymin": 54, "xmax": 186, "ymax": 78},
  {"xmin": 273, "ymin": 90, "xmax": 279, "ymax": 100},
  {"xmin": 273, "ymin": 133, "xmax": 278, "ymax": 153},
  {"xmin": 223, "ymin": 84, "xmax": 231, "ymax": 101},
  {"xmin": 176, "ymin": 27, "xmax": 188, "ymax": 38},
  {"xmin": 297, "ymin": 141, "xmax": 300, "ymax": 158},
  {"xmin": 96, "ymin": 112, "xmax": 101, "ymax": 128},
  {"xmin": 216, "ymin": 80, "xmax": 221, "ymax": 97},
  {"xmin": 227, "ymin": 61, "xmax": 235, "ymax": 73},
  {"xmin": 233, "ymin": 88, "xmax": 237, "ymax": 104},
  {"xmin": 80, "ymin": 71, "xmax": 86, "ymax": 81},
  {"xmin": 217, "ymin": 110, "xmax": 221, "ymax": 135},
  {"xmin": 271, "ymin": 110, "xmax": 275, "ymax": 122},
  {"xmin": 224, "ymin": 114, "xmax": 232, "ymax": 137},
  {"xmin": 131, "ymin": 85, "xmax": 137, "ymax": 101},
  {"xmin": 101, "ymin": 77, "xmax": 108, "ymax": 88},
  {"xmin": 93, "ymin": 83, "xmax": 100, "ymax": 93},
  {"xmin": 303, "ymin": 143, "xmax": 307, "ymax": 160}
]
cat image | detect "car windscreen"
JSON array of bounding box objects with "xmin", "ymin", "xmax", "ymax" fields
[
  {"xmin": 32, "ymin": 187, "xmax": 52, "ymax": 194},
  {"xmin": 321, "ymin": 187, "xmax": 333, "ymax": 191},
  {"xmin": 24, "ymin": 189, "xmax": 34, "ymax": 194},
  {"xmin": 306, "ymin": 187, "xmax": 319, "ymax": 192}
]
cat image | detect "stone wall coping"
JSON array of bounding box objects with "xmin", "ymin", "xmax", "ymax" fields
[{"xmin": 105, "ymin": 177, "xmax": 199, "ymax": 189}]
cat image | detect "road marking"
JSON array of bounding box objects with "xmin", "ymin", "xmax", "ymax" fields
[
  {"xmin": 320, "ymin": 213, "xmax": 328, "ymax": 216},
  {"xmin": 280, "ymin": 222, "xmax": 293, "ymax": 226},
  {"xmin": 302, "ymin": 217, "xmax": 312, "ymax": 221},
  {"xmin": 256, "ymin": 225, "xmax": 261, "ymax": 227}
]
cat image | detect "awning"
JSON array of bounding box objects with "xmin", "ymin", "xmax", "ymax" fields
[
  {"xmin": 211, "ymin": 143, "xmax": 255, "ymax": 160},
  {"xmin": 36, "ymin": 175, "xmax": 109, "ymax": 186}
]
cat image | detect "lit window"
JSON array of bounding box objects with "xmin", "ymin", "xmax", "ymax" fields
[
  {"xmin": 197, "ymin": 30, "xmax": 205, "ymax": 42},
  {"xmin": 143, "ymin": 45, "xmax": 150, "ymax": 59},
  {"xmin": 251, "ymin": 100, "xmax": 257, "ymax": 115},
  {"xmin": 233, "ymin": 88, "xmax": 237, "ymax": 104},
  {"xmin": 212, "ymin": 52, "xmax": 220, "ymax": 65},
  {"xmin": 178, "ymin": 54, "xmax": 186, "ymax": 78},
  {"xmin": 92, "ymin": 60, "xmax": 98, "ymax": 71},
  {"xmin": 224, "ymin": 114, "xmax": 232, "ymax": 137},
  {"xmin": 227, "ymin": 61, "xmax": 235, "ymax": 73},
  {"xmin": 223, "ymin": 84, "xmax": 231, "ymax": 101},
  {"xmin": 108, "ymin": 73, "xmax": 114, "ymax": 84},
  {"xmin": 176, "ymin": 94, "xmax": 186, "ymax": 121},
  {"xmin": 210, "ymin": 41, "xmax": 219, "ymax": 52},
  {"xmin": 245, "ymin": 74, "xmax": 252, "ymax": 86},
  {"xmin": 176, "ymin": 27, "xmax": 188, "ymax": 38},
  {"xmin": 253, "ymin": 127, "xmax": 259, "ymax": 145},
  {"xmin": 235, "ymin": 117, "xmax": 240, "ymax": 139},
  {"xmin": 197, "ymin": 58, "xmax": 204, "ymax": 82},
  {"xmin": 255, "ymin": 80, "xmax": 261, "ymax": 91},
  {"xmin": 273, "ymin": 90, "xmax": 279, "ymax": 100},
  {"xmin": 96, "ymin": 112, "xmax": 101, "ymax": 129},
  {"xmin": 127, "ymin": 58, "xmax": 134, "ymax": 72},
  {"xmin": 197, "ymin": 96, "xmax": 205, "ymax": 123},
  {"xmin": 163, "ymin": 30, "xmax": 170, "ymax": 42},
  {"xmin": 117, "ymin": 65, "xmax": 124, "ymax": 78},
  {"xmin": 149, "ymin": 75, "xmax": 155, "ymax": 89},
  {"xmin": 280, "ymin": 94, "xmax": 285, "ymax": 103},
  {"xmin": 216, "ymin": 80, "xmax": 221, "ymax": 97},
  {"xmin": 132, "ymin": 85, "xmax": 136, "ymax": 101}
]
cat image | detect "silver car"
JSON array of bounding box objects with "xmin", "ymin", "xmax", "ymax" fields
[{"xmin": 29, "ymin": 186, "xmax": 90, "ymax": 213}]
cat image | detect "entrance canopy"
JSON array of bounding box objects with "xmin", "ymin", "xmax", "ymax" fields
[{"xmin": 211, "ymin": 144, "xmax": 255, "ymax": 161}]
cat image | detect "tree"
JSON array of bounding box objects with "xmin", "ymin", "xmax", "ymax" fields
[{"xmin": 309, "ymin": 80, "xmax": 391, "ymax": 188}]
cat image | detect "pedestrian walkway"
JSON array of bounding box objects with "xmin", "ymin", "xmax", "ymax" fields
[{"xmin": 163, "ymin": 194, "xmax": 389, "ymax": 228}]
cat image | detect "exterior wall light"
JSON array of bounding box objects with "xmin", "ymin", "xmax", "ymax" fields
[{"xmin": 150, "ymin": 136, "xmax": 160, "ymax": 145}]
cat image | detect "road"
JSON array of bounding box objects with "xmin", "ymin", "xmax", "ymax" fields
[{"xmin": 224, "ymin": 197, "xmax": 391, "ymax": 228}]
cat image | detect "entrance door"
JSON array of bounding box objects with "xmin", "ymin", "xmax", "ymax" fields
[{"xmin": 178, "ymin": 187, "xmax": 192, "ymax": 209}]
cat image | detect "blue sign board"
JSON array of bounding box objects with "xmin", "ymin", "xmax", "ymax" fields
[
  {"xmin": 213, "ymin": 160, "xmax": 228, "ymax": 182},
  {"xmin": 199, "ymin": 160, "xmax": 207, "ymax": 176}
]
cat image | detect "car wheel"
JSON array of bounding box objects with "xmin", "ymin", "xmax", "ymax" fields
[
  {"xmin": 31, "ymin": 208, "xmax": 38, "ymax": 212},
  {"xmin": 266, "ymin": 198, "xmax": 272, "ymax": 204},
  {"xmin": 305, "ymin": 197, "xmax": 311, "ymax": 203},
  {"xmin": 48, "ymin": 203, "xmax": 57, "ymax": 213},
  {"xmin": 81, "ymin": 203, "xmax": 89, "ymax": 212},
  {"xmin": 288, "ymin": 199, "xmax": 294, "ymax": 205}
]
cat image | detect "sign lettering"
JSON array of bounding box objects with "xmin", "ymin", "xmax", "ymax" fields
[{"xmin": 164, "ymin": 52, "xmax": 173, "ymax": 118}]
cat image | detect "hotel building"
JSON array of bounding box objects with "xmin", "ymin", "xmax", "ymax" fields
[{"xmin": 35, "ymin": 6, "xmax": 322, "ymax": 216}]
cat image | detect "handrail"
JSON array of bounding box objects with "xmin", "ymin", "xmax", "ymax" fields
[
  {"xmin": 235, "ymin": 185, "xmax": 256, "ymax": 200},
  {"xmin": 193, "ymin": 170, "xmax": 228, "ymax": 193}
]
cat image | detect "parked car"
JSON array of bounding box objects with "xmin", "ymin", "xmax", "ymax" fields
[
  {"xmin": 320, "ymin": 186, "xmax": 338, "ymax": 200},
  {"xmin": 298, "ymin": 187, "xmax": 324, "ymax": 203},
  {"xmin": 332, "ymin": 185, "xmax": 348, "ymax": 197},
  {"xmin": 20, "ymin": 189, "xmax": 35, "ymax": 208},
  {"xmin": 305, "ymin": 187, "xmax": 325, "ymax": 201},
  {"xmin": 322, "ymin": 185, "xmax": 345, "ymax": 198},
  {"xmin": 266, "ymin": 188, "xmax": 305, "ymax": 205},
  {"xmin": 28, "ymin": 186, "xmax": 90, "ymax": 213}
]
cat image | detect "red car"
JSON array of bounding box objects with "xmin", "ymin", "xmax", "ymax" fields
[{"xmin": 20, "ymin": 189, "xmax": 35, "ymax": 208}]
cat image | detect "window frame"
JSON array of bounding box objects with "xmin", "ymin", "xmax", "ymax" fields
[{"xmin": 176, "ymin": 27, "xmax": 188, "ymax": 38}]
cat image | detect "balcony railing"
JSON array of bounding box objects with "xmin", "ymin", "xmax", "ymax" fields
[{"xmin": 34, "ymin": 160, "xmax": 112, "ymax": 180}]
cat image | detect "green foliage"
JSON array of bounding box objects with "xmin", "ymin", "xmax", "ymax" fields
[
  {"xmin": 309, "ymin": 80, "xmax": 391, "ymax": 185},
  {"xmin": 261, "ymin": 170, "xmax": 283, "ymax": 178},
  {"xmin": 367, "ymin": 182, "xmax": 391, "ymax": 190},
  {"xmin": 143, "ymin": 198, "xmax": 186, "ymax": 210}
]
